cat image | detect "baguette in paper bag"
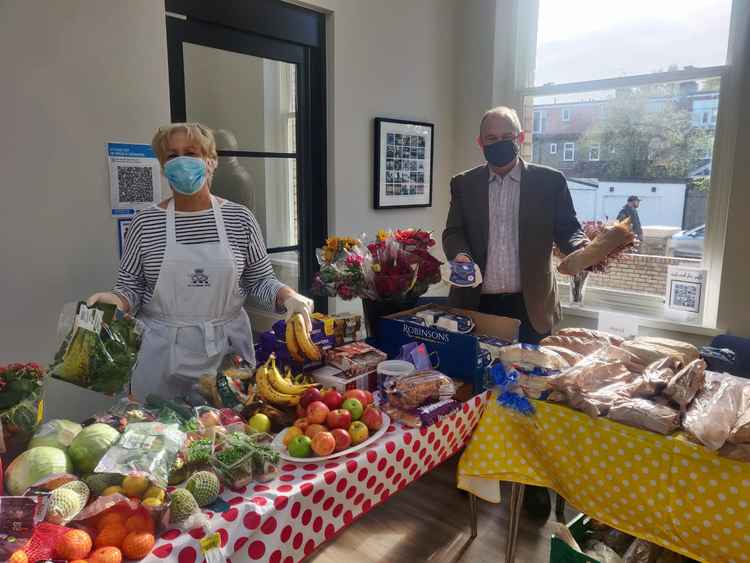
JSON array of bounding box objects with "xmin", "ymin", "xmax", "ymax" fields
[{"xmin": 558, "ymin": 218, "xmax": 636, "ymax": 275}]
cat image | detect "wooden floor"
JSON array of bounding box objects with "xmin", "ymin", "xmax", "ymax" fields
[{"xmin": 309, "ymin": 455, "xmax": 571, "ymax": 563}]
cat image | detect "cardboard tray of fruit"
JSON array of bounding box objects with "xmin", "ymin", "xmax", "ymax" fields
[{"xmin": 272, "ymin": 412, "xmax": 390, "ymax": 462}]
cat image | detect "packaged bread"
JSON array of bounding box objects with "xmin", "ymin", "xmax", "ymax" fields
[
  {"xmin": 607, "ymin": 398, "xmax": 681, "ymax": 435},
  {"xmin": 383, "ymin": 370, "xmax": 456, "ymax": 410},
  {"xmin": 540, "ymin": 335, "xmax": 607, "ymax": 356},
  {"xmin": 498, "ymin": 343, "xmax": 569, "ymax": 370},
  {"xmin": 641, "ymin": 358, "xmax": 677, "ymax": 395},
  {"xmin": 663, "ymin": 358, "xmax": 706, "ymax": 410},
  {"xmin": 557, "ymin": 218, "xmax": 636, "ymax": 275},
  {"xmin": 683, "ymin": 371, "xmax": 746, "ymax": 451},
  {"xmin": 557, "ymin": 328, "xmax": 624, "ymax": 346},
  {"xmin": 729, "ymin": 402, "xmax": 750, "ymax": 444},
  {"xmin": 620, "ymin": 341, "xmax": 687, "ymax": 368},
  {"xmin": 634, "ymin": 337, "xmax": 699, "ymax": 363},
  {"xmin": 542, "ymin": 346, "xmax": 583, "ymax": 367}
]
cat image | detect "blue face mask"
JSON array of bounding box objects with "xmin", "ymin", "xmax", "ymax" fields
[
  {"xmin": 163, "ymin": 156, "xmax": 207, "ymax": 195},
  {"xmin": 483, "ymin": 139, "xmax": 519, "ymax": 168}
]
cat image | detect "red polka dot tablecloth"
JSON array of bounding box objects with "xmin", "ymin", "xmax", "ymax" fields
[{"xmin": 147, "ymin": 393, "xmax": 487, "ymax": 563}]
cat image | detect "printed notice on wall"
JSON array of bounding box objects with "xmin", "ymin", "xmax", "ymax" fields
[
  {"xmin": 108, "ymin": 143, "xmax": 162, "ymax": 215},
  {"xmin": 598, "ymin": 311, "xmax": 639, "ymax": 340},
  {"xmin": 665, "ymin": 266, "xmax": 707, "ymax": 323}
]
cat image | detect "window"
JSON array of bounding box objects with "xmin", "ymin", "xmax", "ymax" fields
[
  {"xmin": 589, "ymin": 143, "xmax": 600, "ymax": 161},
  {"xmin": 563, "ymin": 142, "xmax": 575, "ymax": 161},
  {"xmin": 533, "ymin": 110, "xmax": 547, "ymax": 133},
  {"xmin": 521, "ymin": 0, "xmax": 733, "ymax": 319},
  {"xmin": 550, "ymin": 143, "xmax": 557, "ymax": 154}
]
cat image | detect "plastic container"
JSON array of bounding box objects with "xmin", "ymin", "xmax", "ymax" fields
[{"xmin": 377, "ymin": 360, "xmax": 416, "ymax": 389}]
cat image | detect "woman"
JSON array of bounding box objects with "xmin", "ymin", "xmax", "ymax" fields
[{"xmin": 88, "ymin": 123, "xmax": 312, "ymax": 400}]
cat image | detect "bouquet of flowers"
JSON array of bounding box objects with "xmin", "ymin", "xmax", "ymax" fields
[{"xmin": 312, "ymin": 229, "xmax": 443, "ymax": 302}]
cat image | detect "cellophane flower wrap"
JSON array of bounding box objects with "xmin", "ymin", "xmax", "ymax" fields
[{"xmin": 312, "ymin": 229, "xmax": 443, "ymax": 301}]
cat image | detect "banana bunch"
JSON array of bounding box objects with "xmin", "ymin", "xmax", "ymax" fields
[
  {"xmin": 286, "ymin": 313, "xmax": 322, "ymax": 362},
  {"xmin": 255, "ymin": 353, "xmax": 318, "ymax": 407},
  {"xmin": 284, "ymin": 366, "xmax": 315, "ymax": 386}
]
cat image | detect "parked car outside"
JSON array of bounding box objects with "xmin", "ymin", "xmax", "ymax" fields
[{"xmin": 669, "ymin": 225, "xmax": 704, "ymax": 258}]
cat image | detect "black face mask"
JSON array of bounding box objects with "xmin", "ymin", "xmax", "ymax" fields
[{"xmin": 483, "ymin": 139, "xmax": 519, "ymax": 167}]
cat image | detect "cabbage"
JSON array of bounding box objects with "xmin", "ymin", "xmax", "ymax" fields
[
  {"xmin": 5, "ymin": 446, "xmax": 72, "ymax": 495},
  {"xmin": 28, "ymin": 419, "xmax": 82, "ymax": 451},
  {"xmin": 68, "ymin": 423, "xmax": 120, "ymax": 474}
]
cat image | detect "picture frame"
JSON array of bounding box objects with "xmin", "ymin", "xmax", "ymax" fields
[{"xmin": 373, "ymin": 117, "xmax": 434, "ymax": 209}]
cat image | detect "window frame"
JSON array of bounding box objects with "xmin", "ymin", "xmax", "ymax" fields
[
  {"xmin": 563, "ymin": 142, "xmax": 575, "ymax": 161},
  {"xmin": 511, "ymin": 0, "xmax": 747, "ymax": 326},
  {"xmin": 588, "ymin": 143, "xmax": 600, "ymax": 161},
  {"xmin": 549, "ymin": 142, "xmax": 557, "ymax": 154},
  {"xmin": 561, "ymin": 107, "xmax": 571, "ymax": 121},
  {"xmin": 533, "ymin": 109, "xmax": 545, "ymax": 133}
]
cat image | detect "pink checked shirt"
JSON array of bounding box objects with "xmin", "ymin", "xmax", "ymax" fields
[{"xmin": 482, "ymin": 161, "xmax": 522, "ymax": 294}]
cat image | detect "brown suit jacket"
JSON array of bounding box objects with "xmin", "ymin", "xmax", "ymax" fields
[{"xmin": 442, "ymin": 160, "xmax": 586, "ymax": 334}]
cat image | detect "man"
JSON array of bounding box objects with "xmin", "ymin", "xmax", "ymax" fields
[
  {"xmin": 443, "ymin": 106, "xmax": 587, "ymax": 519},
  {"xmin": 443, "ymin": 106, "xmax": 587, "ymax": 345},
  {"xmin": 617, "ymin": 195, "xmax": 643, "ymax": 241}
]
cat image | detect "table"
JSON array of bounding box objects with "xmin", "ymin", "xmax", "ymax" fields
[
  {"xmin": 146, "ymin": 394, "xmax": 487, "ymax": 563},
  {"xmin": 458, "ymin": 396, "xmax": 750, "ymax": 563}
]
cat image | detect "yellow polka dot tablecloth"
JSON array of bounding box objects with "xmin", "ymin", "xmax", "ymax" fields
[{"xmin": 458, "ymin": 395, "xmax": 750, "ymax": 563}]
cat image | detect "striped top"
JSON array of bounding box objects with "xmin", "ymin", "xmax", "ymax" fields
[
  {"xmin": 114, "ymin": 200, "xmax": 285, "ymax": 313},
  {"xmin": 482, "ymin": 161, "xmax": 522, "ymax": 294}
]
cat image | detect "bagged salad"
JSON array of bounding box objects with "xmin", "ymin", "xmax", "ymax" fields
[{"xmin": 50, "ymin": 301, "xmax": 141, "ymax": 395}]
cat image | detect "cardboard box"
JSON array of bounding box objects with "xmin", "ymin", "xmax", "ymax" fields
[
  {"xmin": 311, "ymin": 365, "xmax": 377, "ymax": 392},
  {"xmin": 324, "ymin": 342, "xmax": 387, "ymax": 379},
  {"xmin": 374, "ymin": 305, "xmax": 520, "ymax": 393},
  {"xmin": 255, "ymin": 329, "xmax": 336, "ymax": 372},
  {"xmin": 313, "ymin": 313, "xmax": 363, "ymax": 346}
]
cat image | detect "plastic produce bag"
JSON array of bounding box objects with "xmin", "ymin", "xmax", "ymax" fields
[
  {"xmin": 50, "ymin": 301, "xmax": 141, "ymax": 395},
  {"xmin": 94, "ymin": 422, "xmax": 185, "ymax": 487},
  {"xmin": 383, "ymin": 370, "xmax": 457, "ymax": 410},
  {"xmin": 683, "ymin": 371, "xmax": 747, "ymax": 451}
]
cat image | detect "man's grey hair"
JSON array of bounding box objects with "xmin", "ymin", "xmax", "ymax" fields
[{"xmin": 480, "ymin": 106, "xmax": 522, "ymax": 136}]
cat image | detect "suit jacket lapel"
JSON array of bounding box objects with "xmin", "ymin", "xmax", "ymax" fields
[{"xmin": 518, "ymin": 159, "xmax": 532, "ymax": 264}]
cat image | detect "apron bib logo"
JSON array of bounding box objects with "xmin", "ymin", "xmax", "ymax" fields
[{"xmin": 189, "ymin": 268, "xmax": 211, "ymax": 287}]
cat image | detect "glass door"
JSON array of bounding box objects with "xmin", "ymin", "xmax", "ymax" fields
[{"xmin": 166, "ymin": 12, "xmax": 326, "ymax": 328}]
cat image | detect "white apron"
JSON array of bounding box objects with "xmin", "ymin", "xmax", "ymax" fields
[{"xmin": 130, "ymin": 196, "xmax": 254, "ymax": 400}]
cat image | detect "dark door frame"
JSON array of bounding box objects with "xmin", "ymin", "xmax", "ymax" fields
[{"xmin": 165, "ymin": 0, "xmax": 327, "ymax": 311}]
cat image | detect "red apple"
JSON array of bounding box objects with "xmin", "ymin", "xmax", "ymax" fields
[
  {"xmin": 311, "ymin": 431, "xmax": 336, "ymax": 456},
  {"xmin": 361, "ymin": 406, "xmax": 383, "ymax": 431},
  {"xmin": 305, "ymin": 423, "xmax": 328, "ymax": 439},
  {"xmin": 296, "ymin": 404, "xmax": 307, "ymax": 418},
  {"xmin": 348, "ymin": 421, "xmax": 369, "ymax": 445},
  {"xmin": 300, "ymin": 388, "xmax": 322, "ymax": 409},
  {"xmin": 343, "ymin": 389, "xmax": 368, "ymax": 406},
  {"xmin": 294, "ymin": 417, "xmax": 309, "ymax": 432},
  {"xmin": 326, "ymin": 409, "xmax": 352, "ymax": 430},
  {"xmin": 362, "ymin": 390, "xmax": 374, "ymax": 406},
  {"xmin": 331, "ymin": 428, "xmax": 352, "ymax": 452},
  {"xmin": 321, "ymin": 389, "xmax": 344, "ymax": 411},
  {"xmin": 306, "ymin": 401, "xmax": 330, "ymax": 424}
]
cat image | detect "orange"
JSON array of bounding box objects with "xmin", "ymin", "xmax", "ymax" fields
[
  {"xmin": 125, "ymin": 514, "xmax": 155, "ymax": 533},
  {"xmin": 89, "ymin": 546, "xmax": 123, "ymax": 563},
  {"xmin": 8, "ymin": 551, "xmax": 28, "ymax": 563},
  {"xmin": 57, "ymin": 529, "xmax": 93, "ymax": 560},
  {"xmin": 95, "ymin": 523, "xmax": 128, "ymax": 549},
  {"xmin": 97, "ymin": 512, "xmax": 126, "ymax": 532},
  {"xmin": 122, "ymin": 531, "xmax": 156, "ymax": 560},
  {"xmin": 70, "ymin": 560, "xmax": 89, "ymax": 563}
]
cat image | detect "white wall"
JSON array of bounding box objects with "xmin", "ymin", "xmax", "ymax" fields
[{"xmin": 0, "ymin": 1, "xmax": 170, "ymax": 364}]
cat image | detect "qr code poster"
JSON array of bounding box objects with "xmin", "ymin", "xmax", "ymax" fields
[
  {"xmin": 666, "ymin": 266, "xmax": 707, "ymax": 317},
  {"xmin": 107, "ymin": 143, "xmax": 162, "ymax": 215}
]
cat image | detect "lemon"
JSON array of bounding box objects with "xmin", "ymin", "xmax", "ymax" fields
[
  {"xmin": 144, "ymin": 486, "xmax": 165, "ymax": 503},
  {"xmin": 101, "ymin": 485, "xmax": 123, "ymax": 496},
  {"xmin": 142, "ymin": 497, "xmax": 163, "ymax": 508},
  {"xmin": 122, "ymin": 475, "xmax": 150, "ymax": 498},
  {"xmin": 247, "ymin": 413, "xmax": 271, "ymax": 434}
]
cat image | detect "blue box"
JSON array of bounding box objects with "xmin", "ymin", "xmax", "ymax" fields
[{"xmin": 374, "ymin": 305, "xmax": 519, "ymax": 393}]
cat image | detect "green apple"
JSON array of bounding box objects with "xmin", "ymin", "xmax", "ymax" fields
[
  {"xmin": 348, "ymin": 421, "xmax": 369, "ymax": 445},
  {"xmin": 247, "ymin": 413, "xmax": 271, "ymax": 434},
  {"xmin": 342, "ymin": 398, "xmax": 364, "ymax": 420},
  {"xmin": 288, "ymin": 435, "xmax": 313, "ymax": 458}
]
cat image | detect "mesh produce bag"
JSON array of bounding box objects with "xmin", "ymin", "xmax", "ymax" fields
[{"xmin": 23, "ymin": 522, "xmax": 71, "ymax": 562}]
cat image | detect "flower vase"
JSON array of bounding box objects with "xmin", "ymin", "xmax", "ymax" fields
[
  {"xmin": 362, "ymin": 296, "xmax": 420, "ymax": 341},
  {"xmin": 569, "ymin": 271, "xmax": 589, "ymax": 306}
]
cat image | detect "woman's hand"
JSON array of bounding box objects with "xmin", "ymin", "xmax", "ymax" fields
[
  {"xmin": 278, "ymin": 288, "xmax": 314, "ymax": 331},
  {"xmin": 87, "ymin": 292, "xmax": 129, "ymax": 313}
]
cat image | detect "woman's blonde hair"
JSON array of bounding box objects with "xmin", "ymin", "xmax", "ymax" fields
[{"xmin": 151, "ymin": 122, "xmax": 218, "ymax": 165}]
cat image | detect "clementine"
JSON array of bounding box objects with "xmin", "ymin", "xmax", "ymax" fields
[
  {"xmin": 57, "ymin": 529, "xmax": 93, "ymax": 560},
  {"xmin": 89, "ymin": 546, "xmax": 123, "ymax": 563},
  {"xmin": 94, "ymin": 523, "xmax": 128, "ymax": 549},
  {"xmin": 122, "ymin": 531, "xmax": 156, "ymax": 560}
]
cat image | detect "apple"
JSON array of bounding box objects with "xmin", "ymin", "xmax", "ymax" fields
[
  {"xmin": 321, "ymin": 389, "xmax": 344, "ymax": 411},
  {"xmin": 294, "ymin": 418, "xmax": 309, "ymax": 432},
  {"xmin": 288, "ymin": 435, "xmax": 312, "ymax": 458},
  {"xmin": 348, "ymin": 421, "xmax": 369, "ymax": 445},
  {"xmin": 296, "ymin": 404, "xmax": 307, "ymax": 418},
  {"xmin": 362, "ymin": 390, "xmax": 374, "ymax": 406},
  {"xmin": 343, "ymin": 389, "xmax": 368, "ymax": 406},
  {"xmin": 311, "ymin": 431, "xmax": 336, "ymax": 456},
  {"xmin": 306, "ymin": 401, "xmax": 330, "ymax": 424},
  {"xmin": 330, "ymin": 428, "xmax": 352, "ymax": 452},
  {"xmin": 283, "ymin": 426, "xmax": 303, "ymax": 447},
  {"xmin": 360, "ymin": 406, "xmax": 383, "ymax": 431},
  {"xmin": 326, "ymin": 409, "xmax": 352, "ymax": 430},
  {"xmin": 301, "ymin": 388, "xmax": 322, "ymax": 409},
  {"xmin": 342, "ymin": 398, "xmax": 363, "ymax": 421},
  {"xmin": 305, "ymin": 423, "xmax": 328, "ymax": 439}
]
